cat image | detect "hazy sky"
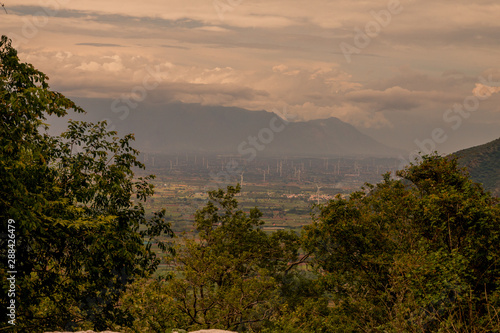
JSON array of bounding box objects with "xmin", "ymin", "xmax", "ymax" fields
[{"xmin": 2, "ymin": 0, "xmax": 500, "ymax": 153}]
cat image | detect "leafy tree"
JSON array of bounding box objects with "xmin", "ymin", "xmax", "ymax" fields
[
  {"xmin": 303, "ymin": 154, "xmax": 500, "ymax": 332},
  {"xmin": 0, "ymin": 36, "xmax": 173, "ymax": 331},
  {"xmin": 125, "ymin": 185, "xmax": 306, "ymax": 332}
]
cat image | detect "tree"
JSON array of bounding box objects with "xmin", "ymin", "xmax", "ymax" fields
[
  {"xmin": 303, "ymin": 154, "xmax": 500, "ymax": 332},
  {"xmin": 131, "ymin": 185, "xmax": 305, "ymax": 332},
  {"xmin": 0, "ymin": 36, "xmax": 173, "ymax": 332}
]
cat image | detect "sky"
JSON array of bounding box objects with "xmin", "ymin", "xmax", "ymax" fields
[{"xmin": 1, "ymin": 0, "xmax": 500, "ymax": 154}]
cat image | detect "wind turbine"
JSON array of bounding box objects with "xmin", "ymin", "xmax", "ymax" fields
[
  {"xmin": 240, "ymin": 171, "xmax": 244, "ymax": 186},
  {"xmin": 315, "ymin": 184, "xmax": 322, "ymax": 205}
]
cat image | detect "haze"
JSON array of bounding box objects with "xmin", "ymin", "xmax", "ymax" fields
[{"xmin": 2, "ymin": 0, "xmax": 499, "ymax": 154}]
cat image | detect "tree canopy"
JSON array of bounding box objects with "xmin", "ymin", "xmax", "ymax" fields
[
  {"xmin": 122, "ymin": 185, "xmax": 308, "ymax": 332},
  {"xmin": 302, "ymin": 155, "xmax": 500, "ymax": 331},
  {"xmin": 0, "ymin": 35, "xmax": 173, "ymax": 332}
]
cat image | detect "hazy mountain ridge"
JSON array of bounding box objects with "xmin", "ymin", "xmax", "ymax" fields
[
  {"xmin": 114, "ymin": 102, "xmax": 400, "ymax": 157},
  {"xmin": 454, "ymin": 137, "xmax": 500, "ymax": 196}
]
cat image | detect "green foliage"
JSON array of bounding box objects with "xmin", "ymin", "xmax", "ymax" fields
[
  {"xmin": 124, "ymin": 185, "xmax": 307, "ymax": 332},
  {"xmin": 303, "ymin": 155, "xmax": 500, "ymax": 332},
  {"xmin": 0, "ymin": 36, "xmax": 173, "ymax": 332},
  {"xmin": 118, "ymin": 277, "xmax": 183, "ymax": 333}
]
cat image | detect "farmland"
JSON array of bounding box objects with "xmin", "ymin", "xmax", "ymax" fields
[{"xmin": 137, "ymin": 153, "xmax": 400, "ymax": 235}]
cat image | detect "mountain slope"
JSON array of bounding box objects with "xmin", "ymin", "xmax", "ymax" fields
[
  {"xmin": 50, "ymin": 99, "xmax": 400, "ymax": 157},
  {"xmin": 454, "ymin": 137, "xmax": 500, "ymax": 196},
  {"xmin": 118, "ymin": 102, "xmax": 399, "ymax": 157}
]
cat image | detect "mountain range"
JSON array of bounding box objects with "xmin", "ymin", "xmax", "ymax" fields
[
  {"xmin": 51, "ymin": 99, "xmax": 500, "ymax": 193},
  {"xmin": 98, "ymin": 102, "xmax": 400, "ymax": 157}
]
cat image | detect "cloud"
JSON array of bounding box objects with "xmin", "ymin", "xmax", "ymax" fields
[
  {"xmin": 345, "ymin": 86, "xmax": 458, "ymax": 112},
  {"xmin": 272, "ymin": 64, "xmax": 300, "ymax": 76},
  {"xmin": 76, "ymin": 42, "xmax": 124, "ymax": 47},
  {"xmin": 473, "ymin": 83, "xmax": 500, "ymax": 98},
  {"xmin": 195, "ymin": 26, "xmax": 230, "ymax": 32},
  {"xmin": 3, "ymin": 0, "xmax": 500, "ymax": 153},
  {"xmin": 75, "ymin": 55, "xmax": 124, "ymax": 72}
]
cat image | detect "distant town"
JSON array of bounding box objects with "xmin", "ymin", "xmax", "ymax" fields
[{"xmin": 136, "ymin": 153, "xmax": 401, "ymax": 234}]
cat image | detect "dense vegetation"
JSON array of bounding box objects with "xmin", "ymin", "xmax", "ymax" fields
[
  {"xmin": 1, "ymin": 36, "xmax": 500, "ymax": 332},
  {"xmin": 454, "ymin": 137, "xmax": 500, "ymax": 197},
  {"xmin": 0, "ymin": 36, "xmax": 173, "ymax": 331}
]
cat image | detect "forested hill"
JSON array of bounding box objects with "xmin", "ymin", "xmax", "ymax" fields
[{"xmin": 454, "ymin": 137, "xmax": 500, "ymax": 196}]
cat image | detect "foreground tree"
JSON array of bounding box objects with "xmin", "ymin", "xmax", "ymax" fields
[
  {"xmin": 303, "ymin": 155, "xmax": 500, "ymax": 332},
  {"xmin": 0, "ymin": 36, "xmax": 173, "ymax": 331},
  {"xmin": 122, "ymin": 185, "xmax": 308, "ymax": 332}
]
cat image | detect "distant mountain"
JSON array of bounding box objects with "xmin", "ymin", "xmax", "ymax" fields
[
  {"xmin": 454, "ymin": 137, "xmax": 500, "ymax": 196},
  {"xmin": 50, "ymin": 99, "xmax": 400, "ymax": 157},
  {"xmin": 114, "ymin": 102, "xmax": 399, "ymax": 157}
]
